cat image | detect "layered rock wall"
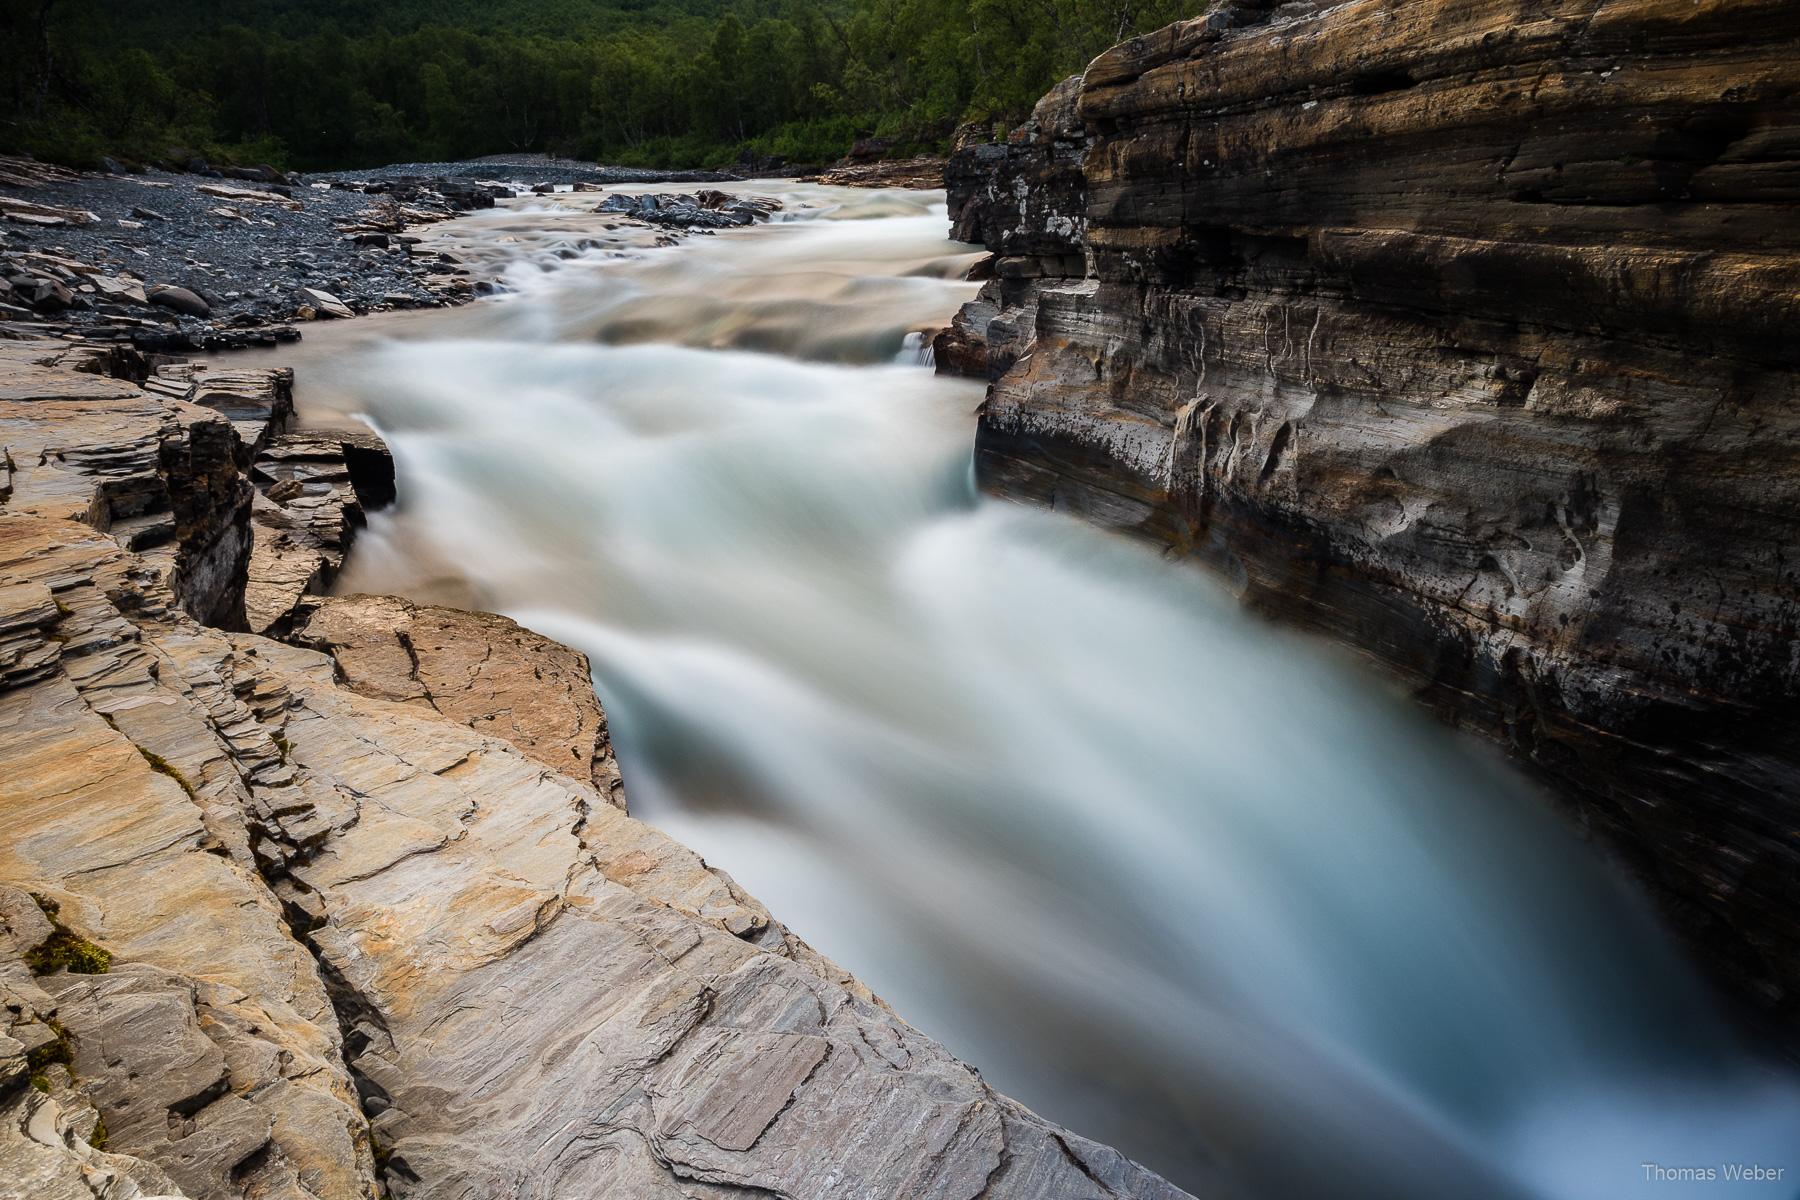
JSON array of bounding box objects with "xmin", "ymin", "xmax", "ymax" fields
[{"xmin": 944, "ymin": 0, "xmax": 1800, "ymax": 1015}]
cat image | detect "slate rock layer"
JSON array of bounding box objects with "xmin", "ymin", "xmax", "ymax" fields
[{"xmin": 942, "ymin": 0, "xmax": 1800, "ymax": 1017}]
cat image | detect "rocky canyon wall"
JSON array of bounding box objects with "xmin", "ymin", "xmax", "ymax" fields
[{"xmin": 941, "ymin": 0, "xmax": 1800, "ymax": 1019}]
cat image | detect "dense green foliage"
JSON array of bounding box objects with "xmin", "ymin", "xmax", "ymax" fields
[{"xmin": 0, "ymin": 0, "xmax": 1191, "ymax": 170}]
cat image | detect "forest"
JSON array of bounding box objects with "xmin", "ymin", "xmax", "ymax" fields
[{"xmin": 0, "ymin": 0, "xmax": 1191, "ymax": 171}]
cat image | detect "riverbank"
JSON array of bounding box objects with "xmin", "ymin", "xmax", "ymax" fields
[
  {"xmin": 0, "ymin": 203, "xmax": 1193, "ymax": 1197},
  {"xmin": 0, "ymin": 155, "xmax": 793, "ymax": 354}
]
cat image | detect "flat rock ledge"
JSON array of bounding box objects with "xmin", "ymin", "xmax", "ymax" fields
[{"xmin": 0, "ymin": 331, "xmax": 1195, "ymax": 1198}]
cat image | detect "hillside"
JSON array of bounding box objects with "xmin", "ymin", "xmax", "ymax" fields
[{"xmin": 2, "ymin": 0, "xmax": 1192, "ymax": 170}]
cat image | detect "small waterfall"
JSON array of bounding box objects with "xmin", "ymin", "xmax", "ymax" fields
[{"xmin": 896, "ymin": 329, "xmax": 937, "ymax": 366}]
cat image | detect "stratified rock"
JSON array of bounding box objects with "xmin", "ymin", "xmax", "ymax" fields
[
  {"xmin": 241, "ymin": 429, "xmax": 392, "ymax": 634},
  {"xmin": 195, "ymin": 184, "xmax": 301, "ymax": 212},
  {"xmin": 0, "ymin": 334, "xmax": 1195, "ymax": 1198},
  {"xmin": 810, "ymin": 157, "xmax": 945, "ymax": 189},
  {"xmin": 0, "ymin": 155, "xmax": 86, "ymax": 189},
  {"xmin": 0, "ymin": 196, "xmax": 98, "ymax": 227},
  {"xmin": 0, "ymin": 1081, "xmax": 190, "ymax": 1200},
  {"xmin": 935, "ymin": 75, "xmax": 1087, "ymax": 380},
  {"xmin": 290, "ymin": 595, "xmax": 623, "ymax": 804},
  {"xmin": 22, "ymin": 278, "xmax": 73, "ymax": 313},
  {"xmin": 92, "ymin": 275, "xmax": 149, "ymax": 307},
  {"xmin": 944, "ymin": 0, "xmax": 1800, "ymax": 1014},
  {"xmin": 0, "ymin": 338, "xmax": 255, "ymax": 627}
]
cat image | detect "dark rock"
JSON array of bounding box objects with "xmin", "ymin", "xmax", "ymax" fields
[
  {"xmin": 946, "ymin": 0, "xmax": 1800, "ymax": 1018},
  {"xmin": 25, "ymin": 278, "xmax": 73, "ymax": 312},
  {"xmin": 148, "ymin": 285, "xmax": 210, "ymax": 318},
  {"xmin": 222, "ymin": 163, "xmax": 285, "ymax": 184}
]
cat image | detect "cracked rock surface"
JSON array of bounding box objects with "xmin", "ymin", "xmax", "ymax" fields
[{"xmin": 0, "ymin": 332, "xmax": 1195, "ymax": 1198}]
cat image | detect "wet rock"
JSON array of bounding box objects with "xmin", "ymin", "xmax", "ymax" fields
[
  {"xmin": 945, "ymin": 0, "xmax": 1800, "ymax": 1016},
  {"xmin": 596, "ymin": 190, "xmax": 783, "ymax": 229},
  {"xmin": 295, "ymin": 287, "xmax": 353, "ymax": 319}
]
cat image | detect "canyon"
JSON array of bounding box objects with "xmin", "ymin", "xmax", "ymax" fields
[
  {"xmin": 4, "ymin": 0, "xmax": 1800, "ymax": 1191},
  {"xmin": 0, "ymin": 332, "xmax": 1188, "ymax": 1196},
  {"xmin": 940, "ymin": 0, "xmax": 1800, "ymax": 1022}
]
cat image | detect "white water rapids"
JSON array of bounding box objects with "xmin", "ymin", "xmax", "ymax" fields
[{"xmin": 266, "ymin": 183, "xmax": 1799, "ymax": 1199}]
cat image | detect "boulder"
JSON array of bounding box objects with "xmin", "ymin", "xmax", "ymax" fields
[
  {"xmin": 23, "ymin": 278, "xmax": 73, "ymax": 312},
  {"xmin": 146, "ymin": 285, "xmax": 210, "ymax": 318},
  {"xmin": 295, "ymin": 287, "xmax": 353, "ymax": 319}
]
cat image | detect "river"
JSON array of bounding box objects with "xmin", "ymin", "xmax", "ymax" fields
[{"xmin": 251, "ymin": 182, "xmax": 1800, "ymax": 1199}]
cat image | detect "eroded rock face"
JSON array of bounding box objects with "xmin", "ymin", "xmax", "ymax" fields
[
  {"xmin": 944, "ymin": 0, "xmax": 1800, "ymax": 1015},
  {"xmin": 0, "ymin": 335, "xmax": 1194, "ymax": 1197},
  {"xmin": 935, "ymin": 75, "xmax": 1089, "ymax": 381}
]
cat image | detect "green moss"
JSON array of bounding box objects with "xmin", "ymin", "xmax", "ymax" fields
[
  {"xmin": 138, "ymin": 748, "xmax": 198, "ymax": 801},
  {"xmin": 88, "ymin": 1116, "xmax": 109, "ymax": 1151},
  {"xmin": 26, "ymin": 1022, "xmax": 74, "ymax": 1092},
  {"xmin": 23, "ymin": 896, "xmax": 111, "ymax": 976},
  {"xmin": 272, "ymin": 734, "xmax": 293, "ymax": 761}
]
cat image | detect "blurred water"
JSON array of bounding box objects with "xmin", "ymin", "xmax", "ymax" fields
[{"xmin": 304, "ymin": 183, "xmax": 1798, "ymax": 1199}]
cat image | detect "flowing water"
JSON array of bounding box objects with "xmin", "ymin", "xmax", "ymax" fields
[{"xmin": 264, "ymin": 183, "xmax": 1799, "ymax": 1199}]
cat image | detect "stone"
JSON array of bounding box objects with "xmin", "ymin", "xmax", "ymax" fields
[
  {"xmin": 295, "ymin": 288, "xmax": 353, "ymax": 319},
  {"xmin": 23, "ymin": 278, "xmax": 73, "ymax": 313},
  {"xmin": 943, "ymin": 0, "xmax": 1800, "ymax": 1016},
  {"xmin": 239, "ymin": 426, "xmax": 392, "ymax": 633},
  {"xmin": 146, "ymin": 286, "xmax": 209, "ymax": 318},
  {"xmin": 0, "ymin": 197, "xmax": 97, "ymax": 227},
  {"xmin": 811, "ymin": 157, "xmax": 944, "ymax": 189},
  {"xmin": 92, "ymin": 275, "xmax": 149, "ymax": 307},
  {"xmin": 197, "ymin": 183, "xmax": 302, "ymax": 212}
]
